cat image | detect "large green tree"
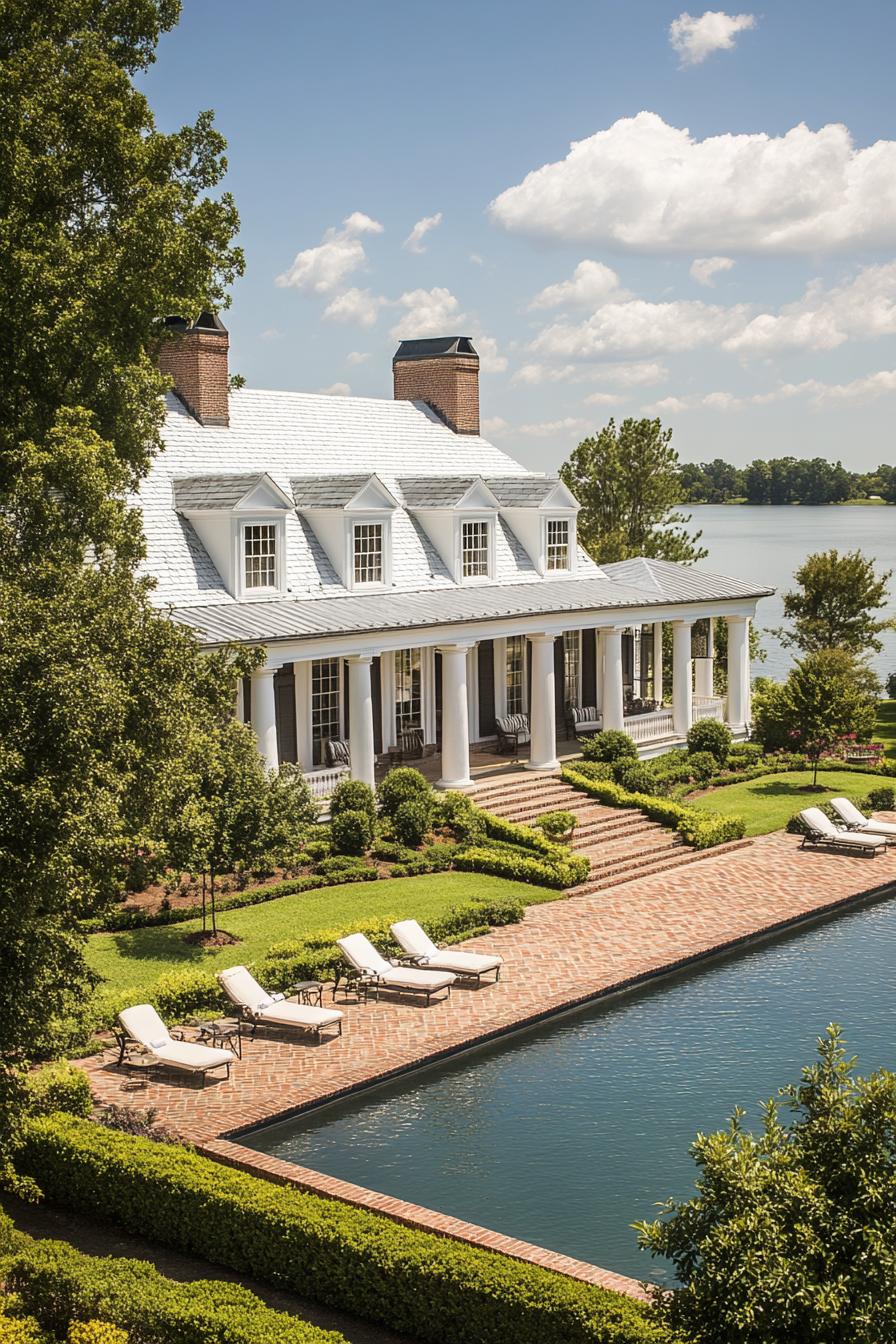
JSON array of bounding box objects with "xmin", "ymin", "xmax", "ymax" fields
[
  {"xmin": 637, "ymin": 1028, "xmax": 896, "ymax": 1344},
  {"xmin": 779, "ymin": 549, "xmax": 894, "ymax": 657},
  {"xmin": 752, "ymin": 648, "xmax": 878, "ymax": 775},
  {"xmin": 0, "ymin": 0, "xmax": 244, "ymax": 1169},
  {"xmin": 560, "ymin": 417, "xmax": 707, "ymax": 565}
]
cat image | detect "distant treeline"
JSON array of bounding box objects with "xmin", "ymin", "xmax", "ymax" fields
[{"xmin": 679, "ymin": 457, "xmax": 896, "ymax": 505}]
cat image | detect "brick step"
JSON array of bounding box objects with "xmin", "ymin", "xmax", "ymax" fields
[
  {"xmin": 569, "ymin": 838, "xmax": 753, "ymax": 896},
  {"xmin": 568, "ymin": 815, "xmax": 658, "ymax": 844},
  {"xmin": 579, "ymin": 834, "xmax": 685, "ymax": 875},
  {"xmin": 483, "ymin": 792, "xmax": 640, "ymax": 824},
  {"xmin": 474, "ymin": 786, "xmax": 584, "ymax": 814}
]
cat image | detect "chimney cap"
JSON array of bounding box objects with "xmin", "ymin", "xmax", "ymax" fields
[
  {"xmin": 393, "ymin": 336, "xmax": 477, "ymax": 362},
  {"xmin": 163, "ymin": 311, "xmax": 228, "ymax": 335}
]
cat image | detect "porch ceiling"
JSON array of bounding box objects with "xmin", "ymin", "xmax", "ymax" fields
[{"xmin": 169, "ymin": 567, "xmax": 773, "ymax": 648}]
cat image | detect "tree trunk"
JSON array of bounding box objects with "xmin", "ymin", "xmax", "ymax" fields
[
  {"xmin": 200, "ymin": 872, "xmax": 207, "ymax": 934},
  {"xmin": 210, "ymin": 867, "xmax": 217, "ymax": 937}
]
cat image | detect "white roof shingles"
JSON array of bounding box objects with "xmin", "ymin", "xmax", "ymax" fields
[{"xmin": 136, "ymin": 389, "xmax": 603, "ymax": 608}]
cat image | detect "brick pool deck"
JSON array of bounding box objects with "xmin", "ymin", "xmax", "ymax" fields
[{"xmin": 80, "ymin": 828, "xmax": 896, "ymax": 1298}]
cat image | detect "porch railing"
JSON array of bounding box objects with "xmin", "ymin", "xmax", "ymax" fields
[
  {"xmin": 306, "ymin": 764, "xmax": 350, "ymax": 800},
  {"xmin": 692, "ymin": 696, "xmax": 726, "ymax": 723},
  {"xmin": 623, "ymin": 707, "xmax": 675, "ymax": 743}
]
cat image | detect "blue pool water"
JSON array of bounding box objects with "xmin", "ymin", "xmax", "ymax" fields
[{"xmin": 245, "ymin": 895, "xmax": 896, "ymax": 1283}]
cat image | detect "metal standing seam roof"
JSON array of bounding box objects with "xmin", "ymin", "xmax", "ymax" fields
[
  {"xmin": 169, "ymin": 566, "xmax": 774, "ymax": 647},
  {"xmin": 173, "ymin": 473, "xmax": 274, "ymax": 511},
  {"xmin": 601, "ymin": 557, "xmax": 774, "ymax": 604}
]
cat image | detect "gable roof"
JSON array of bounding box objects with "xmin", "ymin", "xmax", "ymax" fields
[
  {"xmin": 398, "ymin": 476, "xmax": 502, "ymax": 509},
  {"xmin": 290, "ymin": 474, "xmax": 398, "ymax": 510},
  {"xmin": 173, "ymin": 472, "xmax": 292, "ymax": 512},
  {"xmin": 484, "ymin": 476, "xmax": 578, "ymax": 509}
]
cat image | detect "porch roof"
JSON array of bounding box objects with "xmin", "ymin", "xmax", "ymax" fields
[{"xmin": 169, "ymin": 564, "xmax": 773, "ymax": 648}]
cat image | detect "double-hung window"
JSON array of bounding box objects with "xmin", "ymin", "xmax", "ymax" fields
[
  {"xmin": 546, "ymin": 519, "xmax": 570, "ymax": 571},
  {"xmin": 462, "ymin": 520, "xmax": 490, "ymax": 578},
  {"xmin": 506, "ymin": 635, "xmax": 525, "ymax": 715},
  {"xmin": 563, "ymin": 630, "xmax": 580, "ymax": 708},
  {"xmin": 353, "ymin": 522, "xmax": 383, "ymax": 584},
  {"xmin": 243, "ymin": 524, "xmax": 277, "ymax": 589},
  {"xmin": 311, "ymin": 658, "xmax": 341, "ymax": 765},
  {"xmin": 395, "ymin": 648, "xmax": 422, "ymax": 732}
]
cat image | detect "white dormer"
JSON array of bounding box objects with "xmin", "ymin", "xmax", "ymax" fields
[
  {"xmin": 292, "ymin": 474, "xmax": 399, "ymax": 591},
  {"xmin": 173, "ymin": 472, "xmax": 293, "ymax": 598},
  {"xmin": 398, "ymin": 476, "xmax": 500, "ymax": 584},
  {"xmin": 485, "ymin": 476, "xmax": 580, "ymax": 576}
]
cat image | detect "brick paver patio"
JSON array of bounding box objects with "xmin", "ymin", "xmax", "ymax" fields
[{"xmin": 78, "ymin": 828, "xmax": 896, "ymax": 1297}]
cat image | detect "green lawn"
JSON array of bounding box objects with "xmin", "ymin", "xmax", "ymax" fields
[
  {"xmin": 877, "ymin": 700, "xmax": 896, "ymax": 762},
  {"xmin": 687, "ymin": 769, "xmax": 886, "ymax": 837},
  {"xmin": 87, "ymin": 872, "xmax": 551, "ymax": 998}
]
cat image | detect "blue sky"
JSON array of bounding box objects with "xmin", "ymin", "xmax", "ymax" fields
[{"xmin": 142, "ymin": 2, "xmax": 896, "ymax": 472}]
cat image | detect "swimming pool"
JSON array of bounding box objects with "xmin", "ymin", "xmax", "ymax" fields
[{"xmin": 244, "ymin": 894, "xmax": 896, "ymax": 1282}]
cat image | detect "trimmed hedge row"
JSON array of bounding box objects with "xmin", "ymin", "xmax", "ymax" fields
[
  {"xmin": 562, "ymin": 767, "xmax": 746, "ymax": 850},
  {"xmin": 455, "ymin": 845, "xmax": 589, "ymax": 889},
  {"xmin": 16, "ymin": 1117, "xmax": 666, "ymax": 1344},
  {"xmin": 5, "ymin": 1237, "xmax": 343, "ymax": 1344}
]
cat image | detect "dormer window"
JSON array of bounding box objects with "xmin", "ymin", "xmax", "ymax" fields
[
  {"xmin": 354, "ymin": 522, "xmax": 384, "ymax": 585},
  {"xmin": 462, "ymin": 520, "xmax": 490, "ymax": 578},
  {"xmin": 244, "ymin": 523, "xmax": 277, "ymax": 589},
  {"xmin": 546, "ymin": 519, "xmax": 570, "ymax": 572}
]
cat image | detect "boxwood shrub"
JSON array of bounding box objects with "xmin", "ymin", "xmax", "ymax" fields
[
  {"xmin": 329, "ymin": 808, "xmax": 372, "ymax": 857},
  {"xmin": 23, "ymin": 1061, "xmax": 93, "ymax": 1119},
  {"xmin": 377, "ymin": 766, "xmax": 431, "ymax": 817},
  {"xmin": 581, "ymin": 729, "xmax": 638, "ymax": 765},
  {"xmin": 562, "ymin": 767, "xmax": 746, "ymax": 850},
  {"xmin": 6, "ymin": 1237, "xmax": 343, "ymax": 1344},
  {"xmin": 16, "ymin": 1117, "xmax": 665, "ymax": 1344}
]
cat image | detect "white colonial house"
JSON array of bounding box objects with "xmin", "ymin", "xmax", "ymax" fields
[{"xmin": 140, "ymin": 317, "xmax": 772, "ymax": 796}]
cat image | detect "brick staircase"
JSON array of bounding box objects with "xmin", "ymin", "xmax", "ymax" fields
[{"xmin": 470, "ymin": 771, "xmax": 751, "ymax": 895}]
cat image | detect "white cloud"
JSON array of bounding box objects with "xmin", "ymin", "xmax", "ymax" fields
[
  {"xmin": 512, "ymin": 358, "xmax": 668, "ymax": 386},
  {"xmin": 669, "ymin": 11, "xmax": 756, "ymax": 66},
  {"xmin": 590, "ymin": 360, "xmax": 669, "ymax": 386},
  {"xmin": 518, "ymin": 417, "xmax": 590, "ymax": 438},
  {"xmin": 488, "ymin": 112, "xmax": 896, "ymax": 253},
  {"xmin": 725, "ymin": 262, "xmax": 896, "ymax": 353},
  {"xmin": 472, "ymin": 333, "xmax": 508, "ymax": 374},
  {"xmin": 646, "ymin": 396, "xmax": 690, "ymax": 415},
  {"xmin": 403, "ymin": 212, "xmax": 443, "ymax": 254},
  {"xmin": 390, "ymin": 286, "xmax": 461, "ymax": 339},
  {"xmin": 276, "ymin": 212, "xmax": 383, "ymax": 293},
  {"xmin": 512, "ymin": 363, "xmax": 579, "ymax": 385},
  {"xmin": 323, "ymin": 287, "xmax": 387, "ymax": 327},
  {"xmin": 644, "ymin": 368, "xmax": 896, "ymax": 414},
  {"xmin": 469, "ymin": 253, "xmax": 485, "ymax": 266},
  {"xmin": 530, "ymin": 260, "xmax": 628, "ymax": 310},
  {"xmin": 318, "ymin": 382, "xmax": 352, "ymax": 397},
  {"xmin": 583, "ymin": 392, "xmax": 619, "ymax": 406},
  {"xmin": 690, "ymin": 256, "xmax": 735, "ymax": 286},
  {"xmin": 481, "ymin": 416, "xmax": 510, "ymax": 437},
  {"xmin": 347, "ymin": 350, "xmax": 371, "ymax": 365},
  {"xmin": 530, "ymin": 297, "xmax": 749, "ymax": 359},
  {"xmin": 259, "ymin": 326, "xmax": 284, "ymax": 341}
]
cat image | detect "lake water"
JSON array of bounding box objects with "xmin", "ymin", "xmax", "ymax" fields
[
  {"xmin": 245, "ymin": 895, "xmax": 896, "ymax": 1284},
  {"xmin": 691, "ymin": 504, "xmax": 896, "ymax": 683}
]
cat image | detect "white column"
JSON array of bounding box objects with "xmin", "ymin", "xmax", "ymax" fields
[
  {"xmin": 601, "ymin": 627, "xmax": 625, "ymax": 731},
  {"xmin": 653, "ymin": 622, "xmax": 664, "ymax": 705},
  {"xmin": 466, "ymin": 645, "xmax": 479, "ymax": 742},
  {"xmin": 422, "ymin": 646, "xmax": 437, "ymax": 746},
  {"xmin": 294, "ymin": 661, "xmax": 314, "ymax": 772},
  {"xmin": 672, "ymin": 621, "xmax": 693, "ymax": 737},
  {"xmin": 380, "ymin": 651, "xmax": 397, "ymax": 751},
  {"xmin": 493, "ymin": 638, "xmax": 508, "ymax": 721},
  {"xmin": 527, "ymin": 634, "xmax": 559, "ymax": 770},
  {"xmin": 347, "ymin": 654, "xmax": 376, "ymax": 789},
  {"xmin": 695, "ymin": 620, "xmax": 715, "ymax": 699},
  {"xmin": 251, "ymin": 667, "xmax": 279, "ymax": 772},
  {"xmin": 437, "ymin": 644, "xmax": 472, "ymax": 788},
  {"xmin": 726, "ymin": 616, "xmax": 751, "ymax": 730},
  {"xmin": 235, "ymin": 677, "xmax": 245, "ymax": 723},
  {"xmin": 596, "ymin": 629, "xmax": 606, "ymax": 713}
]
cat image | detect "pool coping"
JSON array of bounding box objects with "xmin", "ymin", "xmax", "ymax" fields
[{"xmin": 199, "ymin": 872, "xmax": 896, "ymax": 1303}]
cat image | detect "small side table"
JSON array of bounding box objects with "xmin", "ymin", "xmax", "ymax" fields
[
  {"xmin": 196, "ymin": 1017, "xmax": 243, "ymax": 1058},
  {"xmin": 288, "ymin": 980, "xmax": 323, "ymax": 1007}
]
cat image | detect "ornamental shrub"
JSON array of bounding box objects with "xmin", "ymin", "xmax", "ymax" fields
[
  {"xmin": 393, "ymin": 797, "xmax": 433, "ymax": 848},
  {"xmin": 534, "ymin": 810, "xmax": 577, "ymax": 841},
  {"xmin": 727, "ymin": 742, "xmax": 764, "ymax": 765},
  {"xmin": 0, "ymin": 1309, "xmax": 44, "ymax": 1344},
  {"xmin": 685, "ymin": 751, "xmax": 718, "ymax": 783},
  {"xmin": 572, "ymin": 759, "xmax": 614, "ymax": 781},
  {"xmin": 616, "ymin": 763, "xmax": 660, "ymax": 795},
  {"xmin": 562, "ymin": 767, "xmax": 747, "ymax": 849},
  {"xmin": 67, "ymin": 1323, "xmax": 129, "ymax": 1344},
  {"xmin": 24, "ymin": 1061, "xmax": 92, "ymax": 1118},
  {"xmin": 437, "ymin": 791, "xmax": 487, "ymax": 844},
  {"xmin": 329, "ymin": 778, "xmax": 376, "ymax": 824},
  {"xmin": 329, "ymin": 808, "xmax": 372, "ymax": 857},
  {"xmin": 315, "ymin": 854, "xmax": 370, "ymax": 876},
  {"xmin": 377, "ymin": 767, "xmax": 431, "ymax": 818},
  {"xmin": 863, "ymin": 785, "xmax": 896, "ymax": 811},
  {"xmin": 17, "ymin": 1117, "xmax": 665, "ymax": 1344},
  {"xmin": 581, "ymin": 729, "xmax": 638, "ymax": 765},
  {"xmin": 686, "ymin": 718, "xmax": 732, "ymax": 765}
]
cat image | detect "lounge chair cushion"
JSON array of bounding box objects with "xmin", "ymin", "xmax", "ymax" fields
[
  {"xmin": 256, "ymin": 1001, "xmax": 343, "ymax": 1029},
  {"xmin": 217, "ymin": 965, "xmax": 275, "ymax": 1012},
  {"xmin": 119, "ymin": 1003, "xmax": 172, "ymax": 1049},
  {"xmin": 118, "ymin": 1004, "xmax": 234, "ymax": 1073},
  {"xmin": 152, "ymin": 1040, "xmax": 235, "ymax": 1072},
  {"xmin": 338, "ymin": 933, "xmax": 455, "ymax": 990},
  {"xmin": 830, "ymin": 797, "xmax": 896, "ymax": 838},
  {"xmin": 799, "ymin": 808, "xmax": 884, "ymax": 849},
  {"xmin": 391, "ymin": 919, "xmax": 502, "ymax": 976}
]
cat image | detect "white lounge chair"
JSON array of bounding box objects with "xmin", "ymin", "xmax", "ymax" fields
[
  {"xmin": 797, "ymin": 807, "xmax": 887, "ymax": 856},
  {"xmin": 390, "ymin": 920, "xmax": 502, "ymax": 985},
  {"xmin": 829, "ymin": 797, "xmax": 896, "ymax": 842},
  {"xmin": 337, "ymin": 933, "xmax": 455, "ymax": 1004},
  {"xmin": 217, "ymin": 965, "xmax": 343, "ymax": 1040},
  {"xmin": 116, "ymin": 1004, "xmax": 235, "ymax": 1085}
]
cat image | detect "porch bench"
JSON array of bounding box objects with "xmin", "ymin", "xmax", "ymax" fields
[
  {"xmin": 568, "ymin": 704, "xmax": 602, "ymax": 737},
  {"xmin": 496, "ymin": 712, "xmax": 530, "ymax": 755}
]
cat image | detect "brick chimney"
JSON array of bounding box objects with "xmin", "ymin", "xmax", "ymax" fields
[
  {"xmin": 393, "ymin": 336, "xmax": 479, "ymax": 435},
  {"xmin": 157, "ymin": 312, "xmax": 230, "ymax": 427}
]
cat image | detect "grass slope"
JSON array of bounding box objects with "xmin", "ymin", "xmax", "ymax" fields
[
  {"xmin": 687, "ymin": 769, "xmax": 885, "ymax": 837},
  {"xmin": 87, "ymin": 872, "xmax": 553, "ymax": 998},
  {"xmin": 877, "ymin": 699, "xmax": 896, "ymax": 762}
]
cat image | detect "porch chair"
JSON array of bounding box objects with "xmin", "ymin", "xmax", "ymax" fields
[
  {"xmin": 390, "ymin": 919, "xmax": 502, "ymax": 985},
  {"xmin": 495, "ymin": 712, "xmax": 530, "ymax": 755},
  {"xmin": 325, "ymin": 738, "xmax": 351, "ymax": 768},
  {"xmin": 828, "ymin": 797, "xmax": 896, "ymax": 842},
  {"xmin": 394, "ymin": 727, "xmax": 424, "ymax": 762},
  {"xmin": 217, "ymin": 965, "xmax": 344, "ymax": 1040},
  {"xmin": 569, "ymin": 705, "xmax": 602, "ymax": 737},
  {"xmin": 116, "ymin": 1004, "xmax": 235, "ymax": 1085},
  {"xmin": 336, "ymin": 933, "xmax": 455, "ymax": 1004},
  {"xmin": 797, "ymin": 807, "xmax": 887, "ymax": 856}
]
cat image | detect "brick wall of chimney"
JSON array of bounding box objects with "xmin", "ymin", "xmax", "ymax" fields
[
  {"xmin": 158, "ymin": 326, "xmax": 230, "ymax": 426},
  {"xmin": 393, "ymin": 353, "xmax": 480, "ymax": 435}
]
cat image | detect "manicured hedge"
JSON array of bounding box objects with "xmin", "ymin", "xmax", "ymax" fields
[
  {"xmin": 562, "ymin": 767, "xmax": 746, "ymax": 850},
  {"xmin": 6, "ymin": 1237, "xmax": 343, "ymax": 1344},
  {"xmin": 455, "ymin": 846, "xmax": 588, "ymax": 889},
  {"xmin": 17, "ymin": 1117, "xmax": 666, "ymax": 1344}
]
